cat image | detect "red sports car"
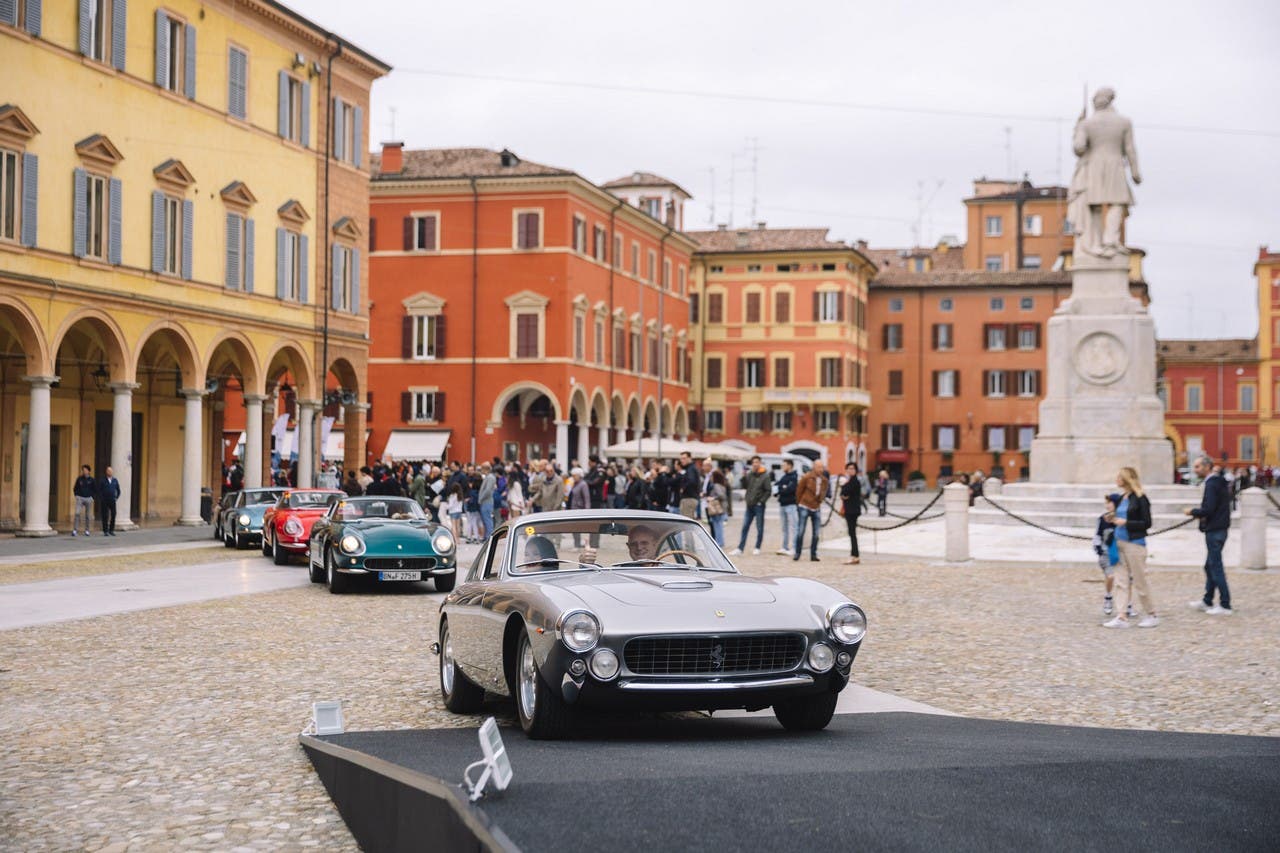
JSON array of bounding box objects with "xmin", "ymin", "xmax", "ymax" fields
[{"xmin": 262, "ymin": 489, "xmax": 346, "ymax": 564}]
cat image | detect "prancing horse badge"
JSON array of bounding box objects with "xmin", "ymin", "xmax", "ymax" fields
[{"xmin": 715, "ymin": 609, "xmax": 725, "ymax": 618}]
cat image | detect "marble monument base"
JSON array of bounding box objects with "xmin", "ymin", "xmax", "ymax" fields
[{"xmin": 1028, "ymin": 436, "xmax": 1174, "ymax": 486}]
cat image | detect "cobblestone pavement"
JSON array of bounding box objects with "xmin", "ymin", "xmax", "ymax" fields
[
  {"xmin": 0, "ymin": 546, "xmax": 236, "ymax": 586},
  {"xmin": 1, "ymin": 547, "xmax": 1276, "ymax": 850}
]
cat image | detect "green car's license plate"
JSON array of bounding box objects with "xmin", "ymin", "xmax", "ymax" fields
[{"xmin": 379, "ymin": 571, "xmax": 421, "ymax": 581}]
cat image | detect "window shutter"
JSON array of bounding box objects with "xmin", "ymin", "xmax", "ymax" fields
[
  {"xmin": 1034, "ymin": 370, "xmax": 1042, "ymax": 396},
  {"xmin": 982, "ymin": 370, "xmax": 990, "ymax": 395},
  {"xmin": 1004, "ymin": 370, "xmax": 1013, "ymax": 394},
  {"xmin": 353, "ymin": 105, "xmax": 363, "ymax": 167},
  {"xmin": 77, "ymin": 0, "xmax": 89, "ymax": 54},
  {"xmin": 423, "ymin": 216, "xmax": 436, "ymax": 251},
  {"xmin": 401, "ymin": 391, "xmax": 411, "ymax": 422},
  {"xmin": 154, "ymin": 9, "xmax": 168, "ymax": 87},
  {"xmin": 954, "ymin": 371, "xmax": 961, "ymax": 396},
  {"xmin": 836, "ymin": 359, "xmax": 844, "ymax": 387},
  {"xmin": 436, "ymin": 314, "xmax": 446, "ymax": 357},
  {"xmin": 332, "ymin": 97, "xmax": 344, "ymax": 160},
  {"xmin": 298, "ymin": 234, "xmax": 308, "ymax": 303},
  {"xmin": 25, "ymin": 0, "xmax": 40, "ymax": 36},
  {"xmin": 183, "ymin": 24, "xmax": 196, "ymax": 99},
  {"xmin": 275, "ymin": 228, "xmax": 287, "ymax": 298},
  {"xmin": 880, "ymin": 424, "xmax": 888, "ymax": 448},
  {"xmin": 812, "ymin": 291, "xmax": 820, "ymax": 321},
  {"xmin": 1034, "ymin": 323, "xmax": 1042, "ymax": 348},
  {"xmin": 736, "ymin": 358, "xmax": 745, "ymax": 389},
  {"xmin": 20, "ymin": 153, "xmax": 37, "ymax": 248},
  {"xmin": 228, "ymin": 48, "xmax": 244, "ymax": 117},
  {"xmin": 350, "ymin": 248, "xmax": 360, "ymax": 313},
  {"xmin": 224, "ymin": 212, "xmax": 239, "ymax": 289},
  {"xmin": 150, "ymin": 190, "xmax": 165, "ymax": 272},
  {"xmin": 932, "ymin": 424, "xmax": 938, "ymax": 449},
  {"xmin": 277, "ymin": 71, "xmax": 288, "ymax": 137},
  {"xmin": 1, "ymin": 0, "xmax": 17, "ymax": 27},
  {"xmin": 402, "ymin": 316, "xmax": 413, "ymax": 358},
  {"xmin": 1006, "ymin": 323, "xmax": 1017, "ymax": 344},
  {"xmin": 72, "ymin": 168, "xmax": 87, "ymax": 258},
  {"xmin": 181, "ymin": 199, "xmax": 193, "ymax": 280},
  {"xmin": 931, "ymin": 371, "xmax": 939, "ymax": 396},
  {"xmin": 331, "ymin": 243, "xmax": 341, "ymax": 309},
  {"xmin": 244, "ymin": 218, "xmax": 255, "ymax": 292},
  {"xmin": 402, "ymin": 216, "xmax": 413, "ymax": 250},
  {"xmin": 299, "ymin": 81, "xmax": 311, "ymax": 147},
  {"xmin": 931, "ymin": 324, "xmax": 938, "ymax": 350},
  {"xmin": 434, "ymin": 392, "xmax": 445, "ymax": 422},
  {"xmin": 982, "ymin": 324, "xmax": 991, "ymax": 350},
  {"xmin": 881, "ymin": 324, "xmax": 889, "ymax": 350},
  {"xmin": 837, "ymin": 292, "xmax": 846, "ymax": 322},
  {"xmin": 111, "ymin": 0, "xmax": 126, "ymax": 70}
]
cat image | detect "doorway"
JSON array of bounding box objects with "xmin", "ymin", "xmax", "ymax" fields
[{"xmin": 94, "ymin": 410, "xmax": 144, "ymax": 522}]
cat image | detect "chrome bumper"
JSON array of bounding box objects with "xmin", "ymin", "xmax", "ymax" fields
[{"xmin": 616, "ymin": 674, "xmax": 814, "ymax": 692}]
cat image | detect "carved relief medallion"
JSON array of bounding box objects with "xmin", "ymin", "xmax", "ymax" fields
[{"xmin": 1074, "ymin": 332, "xmax": 1127, "ymax": 385}]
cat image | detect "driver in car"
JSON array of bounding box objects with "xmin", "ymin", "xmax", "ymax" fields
[{"xmin": 624, "ymin": 524, "xmax": 660, "ymax": 563}]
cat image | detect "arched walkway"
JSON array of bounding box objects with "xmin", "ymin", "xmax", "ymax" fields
[
  {"xmin": 0, "ymin": 298, "xmax": 55, "ymax": 534},
  {"xmin": 136, "ymin": 323, "xmax": 204, "ymax": 525}
]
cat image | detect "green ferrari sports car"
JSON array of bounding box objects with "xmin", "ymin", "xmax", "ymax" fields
[{"xmin": 307, "ymin": 496, "xmax": 457, "ymax": 594}]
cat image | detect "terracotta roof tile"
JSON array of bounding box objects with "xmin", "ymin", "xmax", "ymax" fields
[
  {"xmin": 371, "ymin": 148, "xmax": 571, "ymax": 181},
  {"xmin": 602, "ymin": 171, "xmax": 691, "ymax": 196},
  {"xmin": 870, "ymin": 269, "xmax": 1079, "ymax": 287},
  {"xmin": 1157, "ymin": 338, "xmax": 1258, "ymax": 361},
  {"xmin": 684, "ymin": 227, "xmax": 848, "ymax": 253},
  {"xmin": 863, "ymin": 245, "xmax": 965, "ymax": 273}
]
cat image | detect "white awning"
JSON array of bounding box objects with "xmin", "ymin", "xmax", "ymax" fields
[
  {"xmin": 603, "ymin": 439, "xmax": 752, "ymax": 461},
  {"xmin": 323, "ymin": 429, "xmax": 371, "ymax": 461},
  {"xmin": 274, "ymin": 429, "xmax": 296, "ymax": 459},
  {"xmin": 382, "ymin": 430, "xmax": 451, "ymax": 462}
]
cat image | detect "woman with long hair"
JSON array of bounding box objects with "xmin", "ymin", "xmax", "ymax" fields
[
  {"xmin": 1104, "ymin": 466, "xmax": 1158, "ymax": 628},
  {"xmin": 705, "ymin": 468, "xmax": 729, "ymax": 547}
]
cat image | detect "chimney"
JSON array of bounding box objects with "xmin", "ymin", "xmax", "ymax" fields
[
  {"xmin": 855, "ymin": 239, "xmax": 868, "ymax": 252},
  {"xmin": 665, "ymin": 200, "xmax": 676, "ymax": 228},
  {"xmin": 379, "ymin": 141, "xmax": 403, "ymax": 175},
  {"xmin": 716, "ymin": 223, "xmax": 728, "ymax": 231},
  {"xmin": 755, "ymin": 221, "xmax": 767, "ymax": 230},
  {"xmin": 735, "ymin": 230, "xmax": 750, "ymax": 250}
]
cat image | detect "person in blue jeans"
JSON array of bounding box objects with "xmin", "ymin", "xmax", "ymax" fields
[
  {"xmin": 1186, "ymin": 454, "xmax": 1233, "ymax": 615},
  {"xmin": 793, "ymin": 461, "xmax": 829, "ymax": 562},
  {"xmin": 730, "ymin": 456, "xmax": 771, "ymax": 556}
]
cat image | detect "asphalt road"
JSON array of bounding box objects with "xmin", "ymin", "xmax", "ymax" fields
[{"xmin": 324, "ymin": 712, "xmax": 1280, "ymax": 852}]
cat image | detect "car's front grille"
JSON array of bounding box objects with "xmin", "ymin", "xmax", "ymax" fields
[
  {"xmin": 624, "ymin": 634, "xmax": 805, "ymax": 676},
  {"xmin": 363, "ymin": 557, "xmax": 437, "ymax": 571}
]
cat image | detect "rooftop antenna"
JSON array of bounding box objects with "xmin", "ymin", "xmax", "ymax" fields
[
  {"xmin": 747, "ymin": 137, "xmax": 759, "ymax": 224},
  {"xmin": 707, "ymin": 166, "xmax": 717, "ymax": 226},
  {"xmin": 913, "ymin": 179, "xmax": 945, "ymax": 247},
  {"xmin": 1004, "ymin": 126, "xmax": 1013, "ymax": 179},
  {"xmin": 728, "ymin": 152, "xmax": 738, "ymax": 228}
]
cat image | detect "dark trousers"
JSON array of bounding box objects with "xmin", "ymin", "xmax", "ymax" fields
[
  {"xmin": 101, "ymin": 499, "xmax": 117, "ymax": 534},
  {"xmin": 844, "ymin": 512, "xmax": 859, "ymax": 557},
  {"xmin": 876, "ymin": 493, "xmax": 887, "ymax": 516},
  {"xmin": 737, "ymin": 504, "xmax": 766, "ymax": 550},
  {"xmin": 1202, "ymin": 528, "xmax": 1230, "ymax": 609},
  {"xmin": 794, "ymin": 507, "xmax": 820, "ymax": 557}
]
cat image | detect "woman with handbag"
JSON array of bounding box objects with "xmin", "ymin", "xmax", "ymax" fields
[
  {"xmin": 704, "ymin": 468, "xmax": 729, "ymax": 547},
  {"xmin": 1103, "ymin": 466, "xmax": 1158, "ymax": 629}
]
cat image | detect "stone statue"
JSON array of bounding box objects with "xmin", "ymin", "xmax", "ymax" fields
[{"xmin": 1069, "ymin": 87, "xmax": 1142, "ymax": 259}]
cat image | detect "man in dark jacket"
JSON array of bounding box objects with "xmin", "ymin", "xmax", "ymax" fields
[
  {"xmin": 731, "ymin": 456, "xmax": 771, "ymax": 555},
  {"xmin": 774, "ymin": 460, "xmax": 799, "ymax": 555},
  {"xmin": 99, "ymin": 466, "xmax": 122, "ymax": 536},
  {"xmin": 1186, "ymin": 454, "xmax": 1232, "ymax": 614},
  {"xmin": 584, "ymin": 457, "xmax": 608, "ymax": 509},
  {"xmin": 677, "ymin": 452, "xmax": 701, "ymax": 518},
  {"xmin": 72, "ymin": 464, "xmax": 97, "ymax": 536}
]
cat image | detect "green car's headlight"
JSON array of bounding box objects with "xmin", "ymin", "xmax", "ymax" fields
[
  {"xmin": 339, "ymin": 534, "xmax": 364, "ymax": 555},
  {"xmin": 238, "ymin": 513, "xmax": 251, "ymax": 526},
  {"xmin": 432, "ymin": 532, "xmax": 455, "ymax": 553}
]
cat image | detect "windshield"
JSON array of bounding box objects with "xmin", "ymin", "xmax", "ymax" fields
[
  {"xmin": 335, "ymin": 498, "xmax": 425, "ymax": 521},
  {"xmin": 287, "ymin": 491, "xmax": 341, "ymax": 509},
  {"xmin": 510, "ymin": 517, "xmax": 735, "ymax": 574},
  {"xmin": 242, "ymin": 490, "xmax": 284, "ymax": 506}
]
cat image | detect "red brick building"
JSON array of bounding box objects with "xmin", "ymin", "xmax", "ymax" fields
[
  {"xmin": 1158, "ymin": 339, "xmax": 1260, "ymax": 469},
  {"xmin": 365, "ymin": 145, "xmax": 696, "ymax": 466}
]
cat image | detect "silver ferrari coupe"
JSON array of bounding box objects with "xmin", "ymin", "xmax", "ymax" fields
[{"xmin": 433, "ymin": 510, "xmax": 868, "ymax": 738}]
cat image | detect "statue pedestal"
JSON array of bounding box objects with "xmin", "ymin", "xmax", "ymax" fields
[{"xmin": 1030, "ymin": 254, "xmax": 1173, "ymax": 484}]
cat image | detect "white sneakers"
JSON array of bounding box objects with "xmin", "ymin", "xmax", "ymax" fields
[
  {"xmin": 728, "ymin": 548, "xmax": 742, "ymax": 556},
  {"xmin": 775, "ymin": 547, "xmax": 791, "ymax": 556},
  {"xmin": 751, "ymin": 548, "xmax": 761, "ymax": 556},
  {"xmin": 1206, "ymin": 605, "xmax": 1234, "ymax": 616},
  {"xmin": 1137, "ymin": 615, "xmax": 1160, "ymax": 628},
  {"xmin": 1102, "ymin": 617, "xmax": 1130, "ymax": 629},
  {"xmin": 1186, "ymin": 600, "xmax": 1209, "ymax": 611}
]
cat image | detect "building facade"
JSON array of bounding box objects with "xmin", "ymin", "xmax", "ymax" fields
[
  {"xmin": 366, "ymin": 146, "xmax": 696, "ymax": 467},
  {"xmin": 1158, "ymin": 339, "xmax": 1260, "ymax": 470},
  {"xmin": 961, "ymin": 178, "xmax": 1073, "ymax": 273},
  {"xmin": 686, "ymin": 227, "xmax": 876, "ymax": 465},
  {"xmin": 1257, "ymin": 246, "xmax": 1280, "ymax": 468},
  {"xmin": 0, "ymin": 1, "xmax": 386, "ymax": 533}
]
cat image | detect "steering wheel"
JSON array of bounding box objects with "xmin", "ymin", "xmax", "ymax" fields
[{"xmin": 655, "ymin": 549, "xmax": 706, "ymax": 566}]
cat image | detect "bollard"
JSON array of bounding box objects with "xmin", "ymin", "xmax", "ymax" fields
[
  {"xmin": 944, "ymin": 482, "xmax": 970, "ymax": 562},
  {"xmin": 983, "ymin": 477, "xmax": 1003, "ymax": 497},
  {"xmin": 1239, "ymin": 487, "xmax": 1268, "ymax": 570}
]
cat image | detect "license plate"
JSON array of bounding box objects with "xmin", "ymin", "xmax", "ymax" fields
[{"xmin": 379, "ymin": 571, "xmax": 421, "ymax": 581}]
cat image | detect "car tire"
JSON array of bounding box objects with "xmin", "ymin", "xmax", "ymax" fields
[
  {"xmin": 433, "ymin": 571, "xmax": 456, "ymax": 593},
  {"xmin": 772, "ymin": 691, "xmax": 838, "ymax": 732},
  {"xmin": 262, "ymin": 532, "xmax": 272, "ymax": 557},
  {"xmin": 439, "ymin": 620, "xmax": 484, "ymax": 713},
  {"xmin": 272, "ymin": 534, "xmax": 289, "ymax": 565},
  {"xmin": 326, "ymin": 547, "xmax": 350, "ymax": 594},
  {"xmin": 223, "ymin": 527, "xmax": 235, "ymax": 548},
  {"xmin": 308, "ymin": 543, "xmax": 325, "ymax": 583},
  {"xmin": 514, "ymin": 626, "xmax": 573, "ymax": 740}
]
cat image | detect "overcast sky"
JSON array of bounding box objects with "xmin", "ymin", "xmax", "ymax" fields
[{"xmin": 303, "ymin": 0, "xmax": 1280, "ymax": 339}]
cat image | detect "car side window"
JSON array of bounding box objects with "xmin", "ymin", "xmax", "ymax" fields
[
  {"xmin": 483, "ymin": 532, "xmax": 509, "ymax": 580},
  {"xmin": 466, "ymin": 541, "xmax": 490, "ymax": 583}
]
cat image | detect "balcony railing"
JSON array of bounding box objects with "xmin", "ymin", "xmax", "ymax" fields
[{"xmin": 760, "ymin": 388, "xmax": 872, "ymax": 407}]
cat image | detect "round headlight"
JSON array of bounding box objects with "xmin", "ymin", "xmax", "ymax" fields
[
  {"xmin": 432, "ymin": 532, "xmax": 455, "ymax": 553},
  {"xmin": 339, "ymin": 534, "xmax": 363, "ymax": 555},
  {"xmin": 238, "ymin": 513, "xmax": 251, "ymax": 526},
  {"xmin": 589, "ymin": 648, "xmax": 620, "ymax": 681},
  {"xmin": 558, "ymin": 610, "xmax": 600, "ymax": 652},
  {"xmin": 828, "ymin": 603, "xmax": 868, "ymax": 645},
  {"xmin": 808, "ymin": 642, "xmax": 835, "ymax": 672},
  {"xmin": 284, "ymin": 518, "xmax": 304, "ymax": 536}
]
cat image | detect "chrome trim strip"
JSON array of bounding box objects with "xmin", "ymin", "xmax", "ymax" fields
[{"xmin": 616, "ymin": 674, "xmax": 814, "ymax": 692}]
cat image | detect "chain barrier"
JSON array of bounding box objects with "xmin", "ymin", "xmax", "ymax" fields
[
  {"xmin": 1268, "ymin": 491, "xmax": 1280, "ymax": 512},
  {"xmin": 980, "ymin": 494, "xmax": 1199, "ymax": 539},
  {"xmin": 816, "ymin": 488, "xmax": 946, "ymax": 532}
]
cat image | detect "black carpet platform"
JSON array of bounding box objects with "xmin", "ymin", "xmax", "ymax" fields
[{"xmin": 301, "ymin": 712, "xmax": 1280, "ymax": 852}]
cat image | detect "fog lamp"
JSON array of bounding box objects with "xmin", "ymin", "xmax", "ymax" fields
[
  {"xmin": 589, "ymin": 648, "xmax": 620, "ymax": 681},
  {"xmin": 808, "ymin": 643, "xmax": 834, "ymax": 672}
]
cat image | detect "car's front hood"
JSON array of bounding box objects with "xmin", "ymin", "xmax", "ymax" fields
[
  {"xmin": 239, "ymin": 506, "xmax": 271, "ymax": 524},
  {"xmin": 346, "ymin": 519, "xmax": 444, "ymax": 550}
]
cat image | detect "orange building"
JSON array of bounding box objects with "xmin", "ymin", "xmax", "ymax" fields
[
  {"xmin": 365, "ymin": 146, "xmax": 696, "ymax": 467},
  {"xmin": 685, "ymin": 226, "xmax": 876, "ymax": 465},
  {"xmin": 961, "ymin": 178, "xmax": 1074, "ymax": 272},
  {"xmin": 1157, "ymin": 339, "xmax": 1260, "ymax": 472}
]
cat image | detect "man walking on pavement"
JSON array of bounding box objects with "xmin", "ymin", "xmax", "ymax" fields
[
  {"xmin": 1185, "ymin": 453, "xmax": 1233, "ymax": 615},
  {"xmin": 677, "ymin": 451, "xmax": 701, "ymax": 519},
  {"xmin": 775, "ymin": 459, "xmax": 799, "ymax": 555},
  {"xmin": 730, "ymin": 456, "xmax": 771, "ymax": 556},
  {"xmin": 72, "ymin": 464, "xmax": 97, "ymax": 536},
  {"xmin": 794, "ymin": 460, "xmax": 830, "ymax": 561},
  {"xmin": 99, "ymin": 466, "xmax": 121, "ymax": 536}
]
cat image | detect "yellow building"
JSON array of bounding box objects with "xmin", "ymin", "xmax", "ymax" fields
[
  {"xmin": 0, "ymin": 1, "xmax": 388, "ymax": 534},
  {"xmin": 1257, "ymin": 246, "xmax": 1280, "ymax": 466}
]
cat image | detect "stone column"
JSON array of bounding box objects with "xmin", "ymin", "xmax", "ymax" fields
[
  {"xmin": 576, "ymin": 424, "xmax": 589, "ymax": 466},
  {"xmin": 18, "ymin": 375, "xmax": 57, "ymax": 537},
  {"xmin": 983, "ymin": 477, "xmax": 1004, "ymax": 497},
  {"xmin": 597, "ymin": 425, "xmax": 610, "ymax": 461},
  {"xmin": 1238, "ymin": 487, "xmax": 1268, "ymax": 571},
  {"xmin": 615, "ymin": 427, "xmax": 627, "ymax": 446},
  {"xmin": 554, "ymin": 420, "xmax": 570, "ymax": 472},
  {"xmin": 943, "ymin": 481, "xmax": 970, "ymax": 562},
  {"xmin": 177, "ymin": 389, "xmax": 206, "ymax": 525},
  {"xmin": 296, "ymin": 400, "xmax": 319, "ymax": 487},
  {"xmin": 109, "ymin": 382, "xmax": 140, "ymax": 531},
  {"xmin": 242, "ymin": 394, "xmax": 266, "ymax": 489}
]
